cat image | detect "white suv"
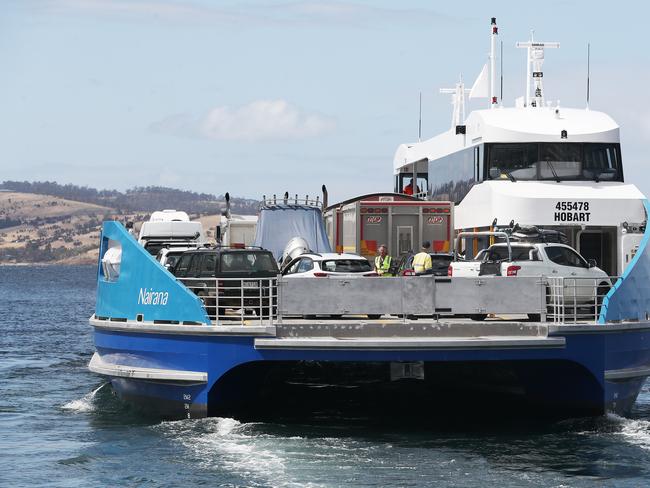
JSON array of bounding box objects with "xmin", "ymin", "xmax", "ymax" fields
[{"xmin": 282, "ymin": 252, "xmax": 377, "ymax": 278}]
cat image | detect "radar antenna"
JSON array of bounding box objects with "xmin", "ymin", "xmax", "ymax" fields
[
  {"xmin": 440, "ymin": 76, "xmax": 468, "ymax": 129},
  {"xmin": 418, "ymin": 92, "xmax": 422, "ymax": 141},
  {"xmin": 586, "ymin": 42, "xmax": 591, "ymax": 108},
  {"xmin": 516, "ymin": 32, "xmax": 559, "ymax": 108}
]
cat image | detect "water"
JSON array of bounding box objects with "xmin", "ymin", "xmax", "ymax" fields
[{"xmin": 3, "ymin": 265, "xmax": 650, "ymax": 487}]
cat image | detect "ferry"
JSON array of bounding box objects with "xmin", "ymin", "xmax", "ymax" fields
[
  {"xmin": 393, "ymin": 18, "xmax": 645, "ymax": 276},
  {"xmin": 88, "ymin": 19, "xmax": 650, "ymax": 421}
]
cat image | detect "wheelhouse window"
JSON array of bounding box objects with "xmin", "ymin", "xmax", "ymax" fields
[{"xmin": 486, "ymin": 143, "xmax": 622, "ymax": 182}]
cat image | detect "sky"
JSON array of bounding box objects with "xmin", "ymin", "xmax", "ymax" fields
[{"xmin": 1, "ymin": 0, "xmax": 649, "ymax": 202}]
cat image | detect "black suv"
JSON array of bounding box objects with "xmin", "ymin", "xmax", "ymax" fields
[{"xmin": 171, "ymin": 248, "xmax": 279, "ymax": 318}]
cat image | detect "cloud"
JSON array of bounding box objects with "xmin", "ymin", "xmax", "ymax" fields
[
  {"xmin": 55, "ymin": 0, "xmax": 220, "ymax": 20},
  {"xmin": 152, "ymin": 100, "xmax": 336, "ymax": 141},
  {"xmin": 50, "ymin": 0, "xmax": 450, "ymax": 28}
]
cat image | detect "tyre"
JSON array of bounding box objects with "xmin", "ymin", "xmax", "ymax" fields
[
  {"xmin": 329, "ymin": 314, "xmax": 343, "ymax": 319},
  {"xmin": 367, "ymin": 314, "xmax": 382, "ymax": 320},
  {"xmin": 469, "ymin": 314, "xmax": 487, "ymax": 321},
  {"xmin": 527, "ymin": 313, "xmax": 541, "ymax": 322}
]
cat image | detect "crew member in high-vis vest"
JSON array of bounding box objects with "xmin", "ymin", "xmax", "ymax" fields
[
  {"xmin": 374, "ymin": 245, "xmax": 393, "ymax": 276},
  {"xmin": 412, "ymin": 241, "xmax": 433, "ymax": 274}
]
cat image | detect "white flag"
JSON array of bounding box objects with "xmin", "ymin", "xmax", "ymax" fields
[{"xmin": 469, "ymin": 63, "xmax": 489, "ymax": 99}]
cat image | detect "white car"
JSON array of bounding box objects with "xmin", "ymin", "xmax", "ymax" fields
[
  {"xmin": 445, "ymin": 249, "xmax": 487, "ymax": 277},
  {"xmin": 282, "ymin": 252, "xmax": 377, "ymax": 278},
  {"xmin": 449, "ymin": 242, "xmax": 611, "ymax": 308},
  {"xmin": 156, "ymin": 245, "xmax": 201, "ymax": 269},
  {"xmin": 282, "ymin": 252, "xmax": 379, "ymax": 319}
]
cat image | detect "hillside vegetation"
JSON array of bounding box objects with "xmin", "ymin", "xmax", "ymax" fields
[{"xmin": 0, "ymin": 182, "xmax": 259, "ymax": 265}]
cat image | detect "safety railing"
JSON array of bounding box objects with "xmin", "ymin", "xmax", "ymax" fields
[
  {"xmin": 176, "ymin": 274, "xmax": 618, "ymax": 326},
  {"xmin": 545, "ymin": 276, "xmax": 617, "ymax": 324},
  {"xmin": 178, "ymin": 276, "xmax": 279, "ymax": 325}
]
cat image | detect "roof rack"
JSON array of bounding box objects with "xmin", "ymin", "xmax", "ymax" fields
[
  {"xmin": 261, "ymin": 192, "xmax": 323, "ymax": 209},
  {"xmin": 492, "ymin": 223, "xmax": 569, "ymax": 244}
]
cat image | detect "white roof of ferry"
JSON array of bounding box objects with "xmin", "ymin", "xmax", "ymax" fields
[{"xmin": 394, "ymin": 107, "xmax": 620, "ymax": 172}]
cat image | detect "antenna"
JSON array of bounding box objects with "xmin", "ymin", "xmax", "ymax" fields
[
  {"xmin": 586, "ymin": 42, "xmax": 591, "ymax": 108},
  {"xmin": 500, "ymin": 40, "xmax": 503, "ymax": 102},
  {"xmin": 440, "ymin": 76, "xmax": 468, "ymax": 129},
  {"xmin": 516, "ymin": 33, "xmax": 560, "ymax": 108},
  {"xmin": 418, "ymin": 92, "xmax": 422, "ymax": 141},
  {"xmin": 489, "ymin": 17, "xmax": 498, "ymax": 107}
]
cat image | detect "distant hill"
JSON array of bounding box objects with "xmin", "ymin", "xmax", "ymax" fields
[
  {"xmin": 0, "ymin": 181, "xmax": 260, "ymax": 215},
  {"xmin": 0, "ymin": 182, "xmax": 260, "ymax": 265}
]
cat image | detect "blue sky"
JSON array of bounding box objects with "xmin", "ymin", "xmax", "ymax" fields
[{"xmin": 1, "ymin": 0, "xmax": 648, "ymax": 202}]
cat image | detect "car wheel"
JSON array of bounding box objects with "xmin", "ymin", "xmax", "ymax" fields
[
  {"xmin": 367, "ymin": 314, "xmax": 382, "ymax": 320},
  {"xmin": 469, "ymin": 314, "xmax": 487, "ymax": 321},
  {"xmin": 527, "ymin": 313, "xmax": 541, "ymax": 322},
  {"xmin": 329, "ymin": 314, "xmax": 343, "ymax": 319}
]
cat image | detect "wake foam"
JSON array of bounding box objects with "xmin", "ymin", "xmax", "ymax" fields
[
  {"xmin": 61, "ymin": 383, "xmax": 107, "ymax": 413},
  {"xmin": 607, "ymin": 413, "xmax": 650, "ymax": 450},
  {"xmin": 156, "ymin": 417, "xmax": 320, "ymax": 487}
]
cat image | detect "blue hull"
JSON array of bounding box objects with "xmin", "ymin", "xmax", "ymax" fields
[{"xmin": 92, "ymin": 320, "xmax": 650, "ymax": 420}]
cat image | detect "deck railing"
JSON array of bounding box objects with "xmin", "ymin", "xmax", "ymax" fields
[
  {"xmin": 177, "ymin": 276, "xmax": 279, "ymax": 325},
  {"xmin": 545, "ymin": 276, "xmax": 617, "ymax": 324},
  {"xmin": 175, "ymin": 274, "xmax": 618, "ymax": 326}
]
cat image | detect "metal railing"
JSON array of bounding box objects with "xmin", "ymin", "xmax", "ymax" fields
[
  {"xmin": 175, "ymin": 274, "xmax": 619, "ymax": 326},
  {"xmin": 178, "ymin": 276, "xmax": 279, "ymax": 325},
  {"xmin": 261, "ymin": 193, "xmax": 323, "ymax": 209},
  {"xmin": 545, "ymin": 276, "xmax": 617, "ymax": 324}
]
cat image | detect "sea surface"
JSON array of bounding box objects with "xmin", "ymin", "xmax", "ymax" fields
[{"xmin": 4, "ymin": 265, "xmax": 650, "ymax": 487}]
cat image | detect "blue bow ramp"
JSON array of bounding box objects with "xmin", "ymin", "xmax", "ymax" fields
[
  {"xmin": 95, "ymin": 221, "xmax": 210, "ymax": 324},
  {"xmin": 600, "ymin": 199, "xmax": 650, "ymax": 323}
]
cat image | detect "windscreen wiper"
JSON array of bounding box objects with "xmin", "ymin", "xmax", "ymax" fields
[
  {"xmin": 546, "ymin": 160, "xmax": 561, "ymax": 182},
  {"xmin": 504, "ymin": 170, "xmax": 516, "ymax": 182}
]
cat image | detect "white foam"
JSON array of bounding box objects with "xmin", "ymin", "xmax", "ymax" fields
[
  {"xmin": 156, "ymin": 417, "xmax": 326, "ymax": 488},
  {"xmin": 607, "ymin": 413, "xmax": 650, "ymax": 450},
  {"xmin": 61, "ymin": 383, "xmax": 106, "ymax": 413}
]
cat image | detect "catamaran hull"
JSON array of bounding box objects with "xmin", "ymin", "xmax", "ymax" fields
[{"xmin": 90, "ymin": 320, "xmax": 650, "ymax": 420}]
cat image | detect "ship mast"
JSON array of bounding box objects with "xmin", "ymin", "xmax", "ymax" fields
[
  {"xmin": 489, "ymin": 17, "xmax": 498, "ymax": 108},
  {"xmin": 440, "ymin": 76, "xmax": 468, "ymax": 129},
  {"xmin": 516, "ymin": 33, "xmax": 559, "ymax": 107}
]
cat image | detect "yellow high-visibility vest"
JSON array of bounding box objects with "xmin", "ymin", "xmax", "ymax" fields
[
  {"xmin": 412, "ymin": 252, "xmax": 432, "ymax": 274},
  {"xmin": 375, "ymin": 255, "xmax": 392, "ymax": 276}
]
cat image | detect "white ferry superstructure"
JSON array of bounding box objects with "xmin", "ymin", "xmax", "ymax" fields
[{"xmin": 393, "ymin": 18, "xmax": 646, "ymax": 275}]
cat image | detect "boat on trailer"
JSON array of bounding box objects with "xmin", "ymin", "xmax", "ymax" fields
[{"xmin": 88, "ymin": 19, "xmax": 650, "ymax": 421}]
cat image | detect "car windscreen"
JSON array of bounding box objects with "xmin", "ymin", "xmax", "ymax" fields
[
  {"xmin": 486, "ymin": 246, "xmax": 535, "ymax": 261},
  {"xmin": 220, "ymin": 252, "xmax": 279, "ymax": 273},
  {"xmin": 322, "ymin": 259, "xmax": 372, "ymax": 273}
]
